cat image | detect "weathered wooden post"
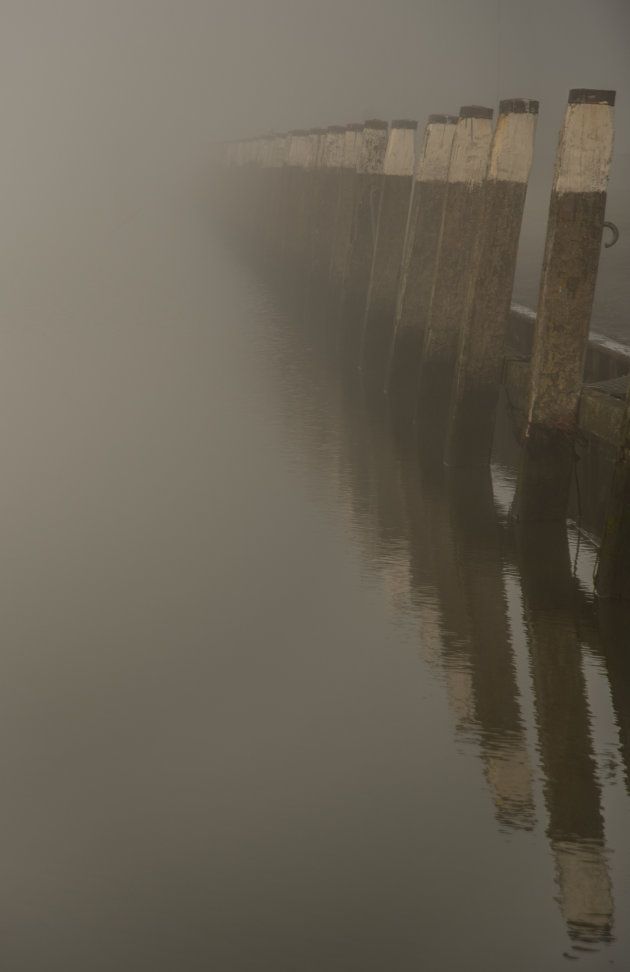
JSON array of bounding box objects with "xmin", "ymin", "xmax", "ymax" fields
[
  {"xmin": 445, "ymin": 99, "xmax": 539, "ymax": 466},
  {"xmin": 294, "ymin": 128, "xmax": 326, "ymax": 275},
  {"xmin": 251, "ymin": 135, "xmax": 273, "ymax": 256},
  {"xmin": 358, "ymin": 119, "xmax": 417, "ymax": 379},
  {"xmin": 385, "ymin": 114, "xmax": 457, "ymax": 402},
  {"xmin": 281, "ymin": 129, "xmax": 310, "ymax": 270},
  {"xmin": 340, "ymin": 120, "xmax": 388, "ymax": 357},
  {"xmin": 418, "ymin": 106, "xmax": 494, "ymax": 418},
  {"xmin": 309, "ymin": 126, "xmax": 346, "ymax": 287},
  {"xmin": 269, "ymin": 133, "xmax": 290, "ymax": 255},
  {"xmin": 232, "ymin": 138, "xmax": 254, "ymax": 251},
  {"xmin": 595, "ymin": 382, "xmax": 630, "ymax": 597},
  {"xmin": 511, "ymin": 90, "xmax": 615, "ymax": 522},
  {"xmin": 329, "ymin": 123, "xmax": 364, "ymax": 297}
]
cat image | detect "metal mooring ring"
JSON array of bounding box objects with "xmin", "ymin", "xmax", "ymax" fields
[{"xmin": 603, "ymin": 220, "xmax": 619, "ymax": 248}]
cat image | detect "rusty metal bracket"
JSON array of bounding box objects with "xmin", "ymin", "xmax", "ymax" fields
[{"xmin": 603, "ymin": 220, "xmax": 619, "ymax": 248}]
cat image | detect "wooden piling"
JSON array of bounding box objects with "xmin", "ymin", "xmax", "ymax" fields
[
  {"xmin": 328, "ymin": 123, "xmax": 364, "ymax": 296},
  {"xmin": 511, "ymin": 89, "xmax": 615, "ymax": 523},
  {"xmin": 358, "ymin": 119, "xmax": 417, "ymax": 379},
  {"xmin": 340, "ymin": 120, "xmax": 388, "ymax": 355},
  {"xmin": 385, "ymin": 114, "xmax": 457, "ymax": 403},
  {"xmin": 294, "ymin": 128, "xmax": 326, "ymax": 274},
  {"xmin": 281, "ymin": 130, "xmax": 310, "ymax": 269},
  {"xmin": 418, "ymin": 106, "xmax": 494, "ymax": 421},
  {"xmin": 265, "ymin": 134, "xmax": 290, "ymax": 273},
  {"xmin": 309, "ymin": 126, "xmax": 346, "ymax": 286},
  {"xmin": 445, "ymin": 99, "xmax": 539, "ymax": 466}
]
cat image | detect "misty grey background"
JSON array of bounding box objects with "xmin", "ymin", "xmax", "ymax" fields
[
  {"xmin": 3, "ymin": 3, "xmax": 630, "ymax": 970},
  {"xmin": 4, "ymin": 0, "xmax": 630, "ymax": 341}
]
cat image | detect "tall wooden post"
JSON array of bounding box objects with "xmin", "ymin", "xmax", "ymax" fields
[
  {"xmin": 341, "ymin": 120, "xmax": 388, "ymax": 357},
  {"xmin": 358, "ymin": 120, "xmax": 417, "ymax": 379},
  {"xmin": 309, "ymin": 126, "xmax": 346, "ymax": 286},
  {"xmin": 511, "ymin": 90, "xmax": 615, "ymax": 522},
  {"xmin": 385, "ymin": 114, "xmax": 457, "ymax": 403},
  {"xmin": 329, "ymin": 124, "xmax": 364, "ymax": 297},
  {"xmin": 418, "ymin": 106, "xmax": 494, "ymax": 420},
  {"xmin": 445, "ymin": 99, "xmax": 539, "ymax": 466}
]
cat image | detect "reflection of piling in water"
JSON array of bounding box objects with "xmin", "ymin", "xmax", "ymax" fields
[
  {"xmin": 515, "ymin": 525, "xmax": 613, "ymax": 944},
  {"xmin": 259, "ymin": 283, "xmax": 624, "ymax": 950},
  {"xmin": 418, "ymin": 106, "xmax": 494, "ymax": 423},
  {"xmin": 382, "ymin": 416, "xmax": 536, "ymax": 831},
  {"xmin": 446, "ymin": 467, "xmax": 536, "ymax": 830},
  {"xmin": 511, "ymin": 90, "xmax": 616, "ymax": 523},
  {"xmin": 359, "ymin": 120, "xmax": 417, "ymax": 380},
  {"xmin": 445, "ymin": 99, "xmax": 539, "ymax": 467},
  {"xmin": 583, "ymin": 601, "xmax": 630, "ymax": 798},
  {"xmin": 386, "ymin": 114, "xmax": 457, "ymax": 407}
]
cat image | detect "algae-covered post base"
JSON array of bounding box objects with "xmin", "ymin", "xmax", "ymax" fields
[
  {"xmin": 596, "ymin": 380, "xmax": 630, "ymax": 598},
  {"xmin": 596, "ymin": 460, "xmax": 630, "ymax": 599},
  {"xmin": 445, "ymin": 98, "xmax": 539, "ymax": 467},
  {"xmin": 511, "ymin": 89, "xmax": 615, "ymax": 523},
  {"xmin": 358, "ymin": 119, "xmax": 417, "ymax": 382}
]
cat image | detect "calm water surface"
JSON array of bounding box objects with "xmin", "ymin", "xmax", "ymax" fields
[{"xmin": 2, "ymin": 183, "xmax": 629, "ymax": 970}]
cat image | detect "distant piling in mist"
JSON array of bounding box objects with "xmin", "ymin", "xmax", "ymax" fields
[
  {"xmin": 358, "ymin": 119, "xmax": 417, "ymax": 381},
  {"xmin": 341, "ymin": 119, "xmax": 388, "ymax": 359},
  {"xmin": 385, "ymin": 114, "xmax": 457, "ymax": 406},
  {"xmin": 329, "ymin": 123, "xmax": 364, "ymax": 297}
]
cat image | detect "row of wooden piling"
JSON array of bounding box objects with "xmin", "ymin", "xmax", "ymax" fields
[{"xmin": 210, "ymin": 89, "xmax": 630, "ymax": 599}]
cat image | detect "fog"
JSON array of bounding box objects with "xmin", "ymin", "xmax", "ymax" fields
[
  {"xmin": 3, "ymin": 3, "xmax": 630, "ymax": 970},
  {"xmin": 5, "ymin": 0, "xmax": 630, "ymax": 338}
]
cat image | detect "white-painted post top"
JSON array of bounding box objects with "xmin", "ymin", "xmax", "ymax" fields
[
  {"xmin": 305, "ymin": 130, "xmax": 324, "ymax": 168},
  {"xmin": 287, "ymin": 131, "xmax": 310, "ymax": 167},
  {"xmin": 234, "ymin": 140, "xmax": 248, "ymax": 166},
  {"xmin": 486, "ymin": 100, "xmax": 539, "ymax": 184},
  {"xmin": 257, "ymin": 137, "xmax": 272, "ymax": 166},
  {"xmin": 554, "ymin": 90, "xmax": 615, "ymax": 195},
  {"xmin": 416, "ymin": 115, "xmax": 458, "ymax": 182},
  {"xmin": 357, "ymin": 121, "xmax": 388, "ymax": 175},
  {"xmin": 318, "ymin": 130, "xmax": 329, "ymax": 167},
  {"xmin": 324, "ymin": 127, "xmax": 345, "ymax": 168},
  {"xmin": 448, "ymin": 107, "xmax": 494, "ymax": 186},
  {"xmin": 270, "ymin": 134, "xmax": 290, "ymax": 168},
  {"xmin": 342, "ymin": 125, "xmax": 364, "ymax": 169},
  {"xmin": 383, "ymin": 120, "xmax": 417, "ymax": 177}
]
